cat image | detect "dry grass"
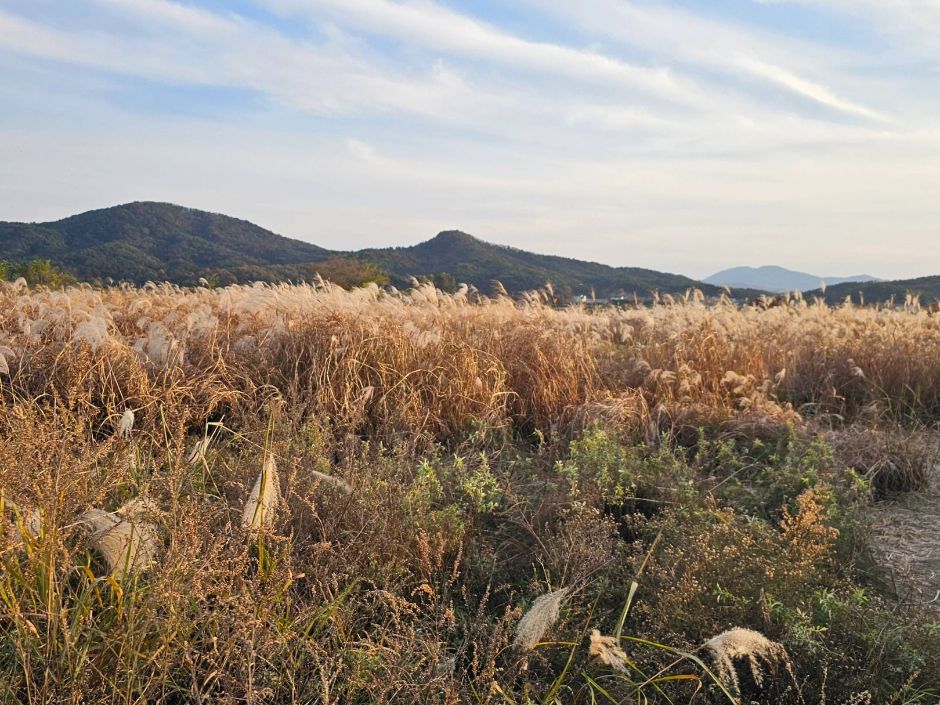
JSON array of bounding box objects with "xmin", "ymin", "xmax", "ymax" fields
[
  {"xmin": 0, "ymin": 280, "xmax": 938, "ymax": 703},
  {"xmin": 826, "ymin": 427, "xmax": 937, "ymax": 495},
  {"xmin": 0, "ymin": 282, "xmax": 937, "ymax": 445}
]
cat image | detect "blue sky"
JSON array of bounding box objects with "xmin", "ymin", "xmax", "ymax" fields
[{"xmin": 1, "ymin": 0, "xmax": 939, "ymax": 279}]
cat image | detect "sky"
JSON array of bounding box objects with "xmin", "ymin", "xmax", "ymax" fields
[{"xmin": 1, "ymin": 0, "xmax": 939, "ymax": 280}]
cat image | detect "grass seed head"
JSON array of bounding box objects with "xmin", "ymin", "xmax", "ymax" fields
[
  {"xmin": 588, "ymin": 629, "xmax": 630, "ymax": 672},
  {"xmin": 309, "ymin": 469, "xmax": 353, "ymax": 495},
  {"xmin": 704, "ymin": 627, "xmax": 790, "ymax": 695},
  {"xmin": 78, "ymin": 503, "xmax": 160, "ymax": 578},
  {"xmin": 242, "ymin": 454, "xmax": 281, "ymax": 535},
  {"xmin": 118, "ymin": 409, "xmax": 135, "ymax": 439},
  {"xmin": 513, "ymin": 587, "xmax": 569, "ymax": 651},
  {"xmin": 186, "ymin": 436, "xmax": 212, "ymax": 466},
  {"xmin": 3, "ymin": 498, "xmax": 41, "ymax": 544}
]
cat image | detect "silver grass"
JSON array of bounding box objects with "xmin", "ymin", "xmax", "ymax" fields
[
  {"xmin": 0, "ymin": 345, "xmax": 14, "ymax": 376},
  {"xmin": 23, "ymin": 508, "xmax": 42, "ymax": 539},
  {"xmin": 588, "ymin": 630, "xmax": 630, "ymax": 672},
  {"xmin": 3, "ymin": 498, "xmax": 41, "ymax": 544},
  {"xmin": 513, "ymin": 587, "xmax": 569, "ymax": 651},
  {"xmin": 118, "ymin": 446, "xmax": 140, "ymax": 473},
  {"xmin": 309, "ymin": 469, "xmax": 353, "ymax": 495},
  {"xmin": 703, "ymin": 627, "xmax": 790, "ymax": 695},
  {"xmin": 242, "ymin": 455, "xmax": 280, "ymax": 535},
  {"xmin": 118, "ymin": 409, "xmax": 135, "ymax": 439},
  {"xmin": 186, "ymin": 435, "xmax": 212, "ymax": 465},
  {"xmin": 78, "ymin": 499, "xmax": 160, "ymax": 578},
  {"xmin": 118, "ymin": 497, "xmax": 159, "ymax": 520}
]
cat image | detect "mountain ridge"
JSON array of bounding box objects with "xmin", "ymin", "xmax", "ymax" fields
[
  {"xmin": 704, "ymin": 265, "xmax": 880, "ymax": 293},
  {"xmin": 808, "ymin": 276, "xmax": 940, "ymax": 305},
  {"xmin": 0, "ymin": 201, "xmax": 331, "ymax": 283},
  {"xmin": 0, "ymin": 202, "xmax": 726, "ymax": 297},
  {"xmin": 2, "ymin": 202, "xmax": 935, "ymax": 303}
]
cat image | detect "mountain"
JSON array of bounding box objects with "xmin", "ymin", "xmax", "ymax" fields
[
  {"xmin": 0, "ymin": 202, "xmax": 733, "ymax": 297},
  {"xmin": 361, "ymin": 230, "xmax": 721, "ymax": 297},
  {"xmin": 0, "ymin": 202, "xmax": 332, "ymax": 283},
  {"xmin": 808, "ymin": 276, "xmax": 940, "ymax": 305},
  {"xmin": 704, "ymin": 265, "xmax": 879, "ymax": 293}
]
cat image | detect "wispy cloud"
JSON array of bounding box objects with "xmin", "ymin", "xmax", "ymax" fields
[
  {"xmin": 524, "ymin": 0, "xmax": 889, "ymax": 122},
  {"xmin": 256, "ymin": 0, "xmax": 719, "ymax": 112},
  {"xmin": 0, "ymin": 4, "xmax": 504, "ymax": 123},
  {"xmin": 735, "ymin": 57, "xmax": 888, "ymax": 122},
  {"xmin": 95, "ymin": 0, "xmax": 242, "ymax": 33}
]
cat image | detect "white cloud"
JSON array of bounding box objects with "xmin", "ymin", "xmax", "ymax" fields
[
  {"xmin": 345, "ymin": 138, "xmax": 379, "ymax": 162},
  {"xmin": 257, "ymin": 0, "xmax": 717, "ymax": 112},
  {"xmin": 735, "ymin": 57, "xmax": 888, "ymax": 122},
  {"xmin": 522, "ymin": 0, "xmax": 890, "ymax": 122},
  {"xmin": 0, "ymin": 5, "xmax": 506, "ymax": 124},
  {"xmin": 94, "ymin": 0, "xmax": 242, "ymax": 33}
]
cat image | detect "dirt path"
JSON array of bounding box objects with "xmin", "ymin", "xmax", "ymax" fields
[{"xmin": 869, "ymin": 464, "xmax": 940, "ymax": 608}]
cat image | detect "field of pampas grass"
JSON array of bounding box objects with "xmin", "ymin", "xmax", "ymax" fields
[{"xmin": 0, "ymin": 279, "xmax": 938, "ymax": 704}]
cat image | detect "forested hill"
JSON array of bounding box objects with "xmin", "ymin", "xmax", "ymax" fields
[
  {"xmin": 0, "ymin": 202, "xmax": 332, "ymax": 284},
  {"xmin": 809, "ymin": 276, "xmax": 940, "ymax": 305},
  {"xmin": 360, "ymin": 230, "xmax": 718, "ymax": 297},
  {"xmin": 2, "ymin": 202, "xmax": 724, "ymax": 297}
]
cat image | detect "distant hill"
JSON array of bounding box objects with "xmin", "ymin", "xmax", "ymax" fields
[
  {"xmin": 704, "ymin": 265, "xmax": 879, "ymax": 293},
  {"xmin": 361, "ymin": 230, "xmax": 723, "ymax": 297},
  {"xmin": 0, "ymin": 202, "xmax": 332, "ymax": 283},
  {"xmin": 0, "ymin": 202, "xmax": 734, "ymax": 297},
  {"xmin": 808, "ymin": 276, "xmax": 940, "ymax": 305}
]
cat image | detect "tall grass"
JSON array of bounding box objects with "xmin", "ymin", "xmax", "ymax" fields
[
  {"xmin": 1, "ymin": 281, "xmax": 937, "ymax": 443},
  {"xmin": 0, "ymin": 280, "xmax": 938, "ymax": 703}
]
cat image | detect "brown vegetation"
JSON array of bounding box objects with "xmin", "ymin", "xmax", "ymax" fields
[{"xmin": 0, "ymin": 280, "xmax": 937, "ymax": 703}]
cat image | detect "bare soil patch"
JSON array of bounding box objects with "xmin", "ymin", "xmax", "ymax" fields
[{"xmin": 870, "ymin": 462, "xmax": 940, "ymax": 608}]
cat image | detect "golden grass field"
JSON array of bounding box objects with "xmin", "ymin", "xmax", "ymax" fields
[{"xmin": 1, "ymin": 279, "xmax": 938, "ymax": 704}]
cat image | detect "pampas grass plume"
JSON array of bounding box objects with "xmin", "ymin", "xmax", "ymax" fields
[
  {"xmin": 588, "ymin": 629, "xmax": 630, "ymax": 672},
  {"xmin": 310, "ymin": 469, "xmax": 353, "ymax": 495},
  {"xmin": 3, "ymin": 498, "xmax": 41, "ymax": 543},
  {"xmin": 0, "ymin": 345, "xmax": 13, "ymax": 376},
  {"xmin": 242, "ymin": 455, "xmax": 280, "ymax": 534},
  {"xmin": 118, "ymin": 409, "xmax": 135, "ymax": 439},
  {"xmin": 78, "ymin": 499, "xmax": 160, "ymax": 578},
  {"xmin": 704, "ymin": 627, "xmax": 790, "ymax": 694},
  {"xmin": 187, "ymin": 436, "xmax": 212, "ymax": 466},
  {"xmin": 513, "ymin": 587, "xmax": 569, "ymax": 651}
]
